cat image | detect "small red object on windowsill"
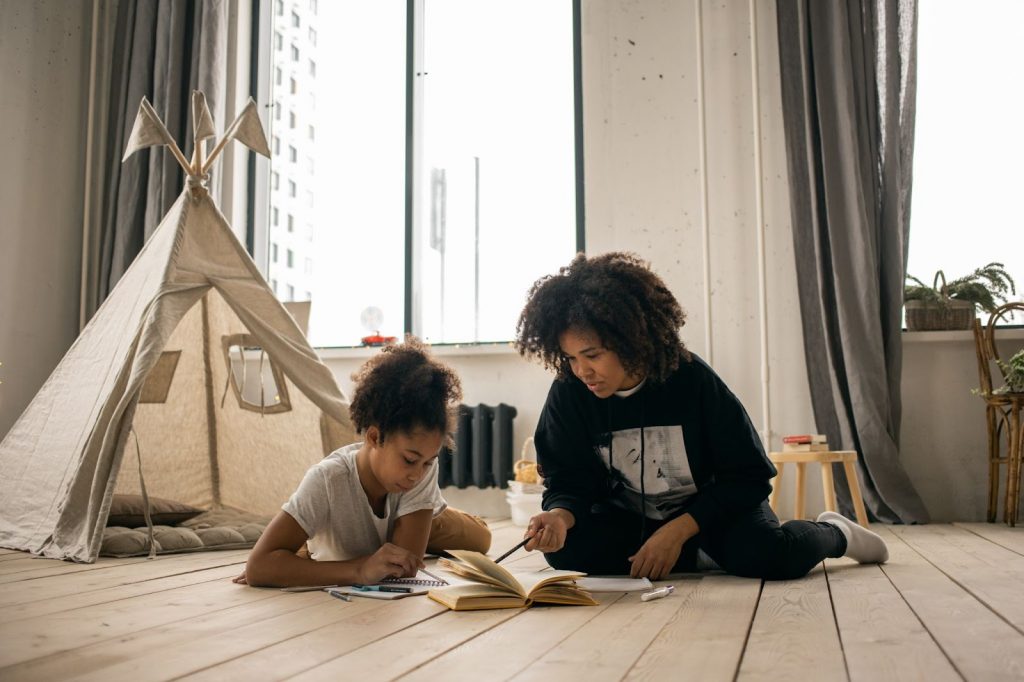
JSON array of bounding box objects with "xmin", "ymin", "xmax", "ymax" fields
[{"xmin": 361, "ymin": 333, "xmax": 397, "ymax": 347}]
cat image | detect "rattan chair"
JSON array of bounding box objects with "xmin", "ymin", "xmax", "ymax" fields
[{"xmin": 972, "ymin": 302, "xmax": 1024, "ymax": 525}]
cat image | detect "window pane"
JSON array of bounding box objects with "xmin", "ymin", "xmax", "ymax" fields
[
  {"xmin": 909, "ymin": 1, "xmax": 1023, "ymax": 323},
  {"xmin": 265, "ymin": 1, "xmax": 406, "ymax": 344},
  {"xmin": 414, "ymin": 0, "xmax": 577, "ymax": 343}
]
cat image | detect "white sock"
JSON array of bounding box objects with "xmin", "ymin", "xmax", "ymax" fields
[{"xmin": 816, "ymin": 511, "xmax": 889, "ymax": 564}]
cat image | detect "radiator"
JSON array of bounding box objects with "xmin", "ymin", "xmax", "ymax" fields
[{"xmin": 438, "ymin": 403, "xmax": 517, "ymax": 489}]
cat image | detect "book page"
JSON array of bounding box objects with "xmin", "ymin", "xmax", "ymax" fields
[
  {"xmin": 443, "ymin": 550, "xmax": 523, "ymax": 596},
  {"xmin": 514, "ymin": 569, "xmax": 587, "ymax": 597}
]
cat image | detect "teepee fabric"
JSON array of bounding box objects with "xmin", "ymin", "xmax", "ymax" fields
[{"xmin": 0, "ymin": 92, "xmax": 354, "ymax": 562}]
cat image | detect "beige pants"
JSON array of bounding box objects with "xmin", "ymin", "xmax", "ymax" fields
[
  {"xmin": 427, "ymin": 507, "xmax": 491, "ymax": 555},
  {"xmin": 296, "ymin": 507, "xmax": 491, "ymax": 559}
]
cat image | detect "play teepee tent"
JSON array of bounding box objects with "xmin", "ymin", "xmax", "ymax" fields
[{"xmin": 0, "ymin": 92, "xmax": 354, "ymax": 562}]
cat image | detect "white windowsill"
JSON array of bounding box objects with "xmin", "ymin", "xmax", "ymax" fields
[
  {"xmin": 317, "ymin": 342, "xmax": 519, "ymax": 361},
  {"xmin": 903, "ymin": 327, "xmax": 1024, "ymax": 343}
]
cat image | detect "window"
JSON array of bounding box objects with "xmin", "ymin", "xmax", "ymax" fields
[
  {"xmin": 271, "ymin": 171, "xmax": 279, "ymax": 190},
  {"xmin": 309, "ymin": 0, "xmax": 317, "ymax": 14},
  {"xmin": 290, "ymin": 77, "xmax": 298, "ymax": 95},
  {"xmin": 909, "ymin": 1, "xmax": 1022, "ymax": 325},
  {"xmin": 291, "ymin": 11, "xmax": 300, "ymax": 27},
  {"xmin": 287, "ymin": 284, "xmax": 295, "ymax": 300},
  {"xmin": 272, "ymin": 135, "xmax": 280, "ymax": 155},
  {"xmin": 286, "ymin": 249, "xmax": 294, "ymax": 268},
  {"xmin": 272, "ymin": 206, "xmax": 278, "ymax": 226},
  {"xmin": 275, "ymin": 0, "xmax": 283, "ymax": 16},
  {"xmin": 258, "ymin": 0, "xmax": 578, "ymax": 346},
  {"xmin": 271, "ymin": 242, "xmax": 278, "ymax": 262},
  {"xmin": 274, "ymin": 32, "xmax": 283, "ymax": 51},
  {"xmin": 275, "ymin": 67, "xmax": 282, "ymax": 85}
]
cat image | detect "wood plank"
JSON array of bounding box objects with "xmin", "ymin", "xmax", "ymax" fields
[
  {"xmin": 0, "ymin": 575, "xmax": 274, "ymax": 668},
  {"xmin": 824, "ymin": 557, "xmax": 958, "ymax": 681},
  {"xmin": 955, "ymin": 522, "xmax": 1024, "ymax": 557},
  {"xmin": 0, "ymin": 548, "xmax": 247, "ymax": 584},
  {"xmin": 510, "ymin": 587, "xmax": 692, "ymax": 682},
  {"xmin": 294, "ymin": 606, "xmax": 522, "ymax": 680},
  {"xmin": 4, "ymin": 562, "xmax": 243, "ymax": 622},
  {"xmin": 889, "ymin": 524, "xmax": 1024, "ymax": 631},
  {"xmin": 0, "ymin": 589, "xmax": 331, "ymax": 680},
  {"xmin": 178, "ymin": 595, "xmax": 448, "ymax": 680},
  {"xmin": 0, "ymin": 549, "xmax": 249, "ymax": 607},
  {"xmin": 737, "ymin": 565, "xmax": 845, "ymax": 681},
  {"xmin": 399, "ymin": 593, "xmax": 627, "ymax": 682},
  {"xmin": 877, "ymin": 526, "xmax": 1024, "ymax": 679},
  {"xmin": 626, "ymin": 575, "xmax": 761, "ymax": 682}
]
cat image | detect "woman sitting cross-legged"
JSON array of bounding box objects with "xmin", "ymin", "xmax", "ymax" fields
[
  {"xmin": 239, "ymin": 338, "xmax": 490, "ymax": 588},
  {"xmin": 514, "ymin": 252, "xmax": 887, "ymax": 580}
]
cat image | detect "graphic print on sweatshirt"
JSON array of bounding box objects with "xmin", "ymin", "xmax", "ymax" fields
[{"xmin": 595, "ymin": 426, "xmax": 697, "ymax": 519}]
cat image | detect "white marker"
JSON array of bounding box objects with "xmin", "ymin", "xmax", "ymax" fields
[{"xmin": 641, "ymin": 585, "xmax": 675, "ymax": 602}]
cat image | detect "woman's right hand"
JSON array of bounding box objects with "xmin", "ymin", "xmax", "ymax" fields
[
  {"xmin": 358, "ymin": 542, "xmax": 424, "ymax": 583},
  {"xmin": 523, "ymin": 509, "xmax": 573, "ymax": 553}
]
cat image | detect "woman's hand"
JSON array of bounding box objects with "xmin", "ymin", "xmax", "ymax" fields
[
  {"xmin": 523, "ymin": 509, "xmax": 574, "ymax": 553},
  {"xmin": 628, "ymin": 514, "xmax": 699, "ymax": 580},
  {"xmin": 358, "ymin": 542, "xmax": 424, "ymax": 583}
]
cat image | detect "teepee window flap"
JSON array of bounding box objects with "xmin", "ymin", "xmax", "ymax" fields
[{"xmin": 221, "ymin": 334, "xmax": 292, "ymax": 414}]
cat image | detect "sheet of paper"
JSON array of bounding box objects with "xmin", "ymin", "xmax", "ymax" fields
[{"xmin": 575, "ymin": 576, "xmax": 653, "ymax": 592}]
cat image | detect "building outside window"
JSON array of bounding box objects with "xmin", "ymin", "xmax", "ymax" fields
[{"xmin": 259, "ymin": 0, "xmax": 577, "ymax": 346}]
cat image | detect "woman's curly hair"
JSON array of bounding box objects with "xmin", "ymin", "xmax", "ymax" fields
[
  {"xmin": 515, "ymin": 252, "xmax": 689, "ymax": 383},
  {"xmin": 349, "ymin": 337, "xmax": 462, "ymax": 445}
]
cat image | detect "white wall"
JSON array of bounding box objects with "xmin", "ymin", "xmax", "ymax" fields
[{"xmin": 0, "ymin": 1, "xmax": 92, "ymax": 439}]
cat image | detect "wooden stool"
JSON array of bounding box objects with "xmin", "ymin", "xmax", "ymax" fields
[{"xmin": 767, "ymin": 450, "xmax": 869, "ymax": 527}]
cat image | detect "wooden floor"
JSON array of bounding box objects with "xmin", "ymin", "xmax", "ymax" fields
[{"xmin": 2, "ymin": 521, "xmax": 1024, "ymax": 681}]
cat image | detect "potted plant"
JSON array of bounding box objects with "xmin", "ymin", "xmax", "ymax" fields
[
  {"xmin": 996, "ymin": 349, "xmax": 1024, "ymax": 395},
  {"xmin": 904, "ymin": 262, "xmax": 1017, "ymax": 331}
]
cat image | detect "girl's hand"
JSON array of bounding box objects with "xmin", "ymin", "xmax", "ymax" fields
[
  {"xmin": 523, "ymin": 509, "xmax": 573, "ymax": 553},
  {"xmin": 628, "ymin": 514, "xmax": 698, "ymax": 580},
  {"xmin": 359, "ymin": 542, "xmax": 424, "ymax": 583}
]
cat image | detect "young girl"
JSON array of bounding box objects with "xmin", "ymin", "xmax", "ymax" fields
[
  {"xmin": 514, "ymin": 252, "xmax": 887, "ymax": 580},
  {"xmin": 241, "ymin": 338, "xmax": 490, "ymax": 588}
]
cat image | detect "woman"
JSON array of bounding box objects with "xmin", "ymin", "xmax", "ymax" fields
[{"xmin": 514, "ymin": 252, "xmax": 887, "ymax": 580}]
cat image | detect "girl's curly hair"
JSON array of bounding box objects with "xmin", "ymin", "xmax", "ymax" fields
[
  {"xmin": 515, "ymin": 252, "xmax": 689, "ymax": 383},
  {"xmin": 349, "ymin": 337, "xmax": 462, "ymax": 445}
]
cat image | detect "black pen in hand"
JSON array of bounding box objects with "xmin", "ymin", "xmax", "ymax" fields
[{"xmin": 493, "ymin": 538, "xmax": 530, "ymax": 564}]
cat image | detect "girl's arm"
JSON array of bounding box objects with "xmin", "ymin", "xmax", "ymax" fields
[
  {"xmin": 244, "ymin": 511, "xmax": 421, "ymax": 587},
  {"xmin": 390, "ymin": 508, "xmax": 434, "ymax": 560}
]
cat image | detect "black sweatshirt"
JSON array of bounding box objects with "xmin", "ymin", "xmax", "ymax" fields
[{"xmin": 534, "ymin": 353, "xmax": 776, "ymax": 533}]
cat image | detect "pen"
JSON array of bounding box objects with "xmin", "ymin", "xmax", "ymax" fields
[
  {"xmin": 326, "ymin": 589, "xmax": 351, "ymax": 602},
  {"xmin": 493, "ymin": 538, "xmax": 529, "ymax": 564},
  {"xmin": 420, "ymin": 567, "xmax": 449, "ymax": 585},
  {"xmin": 641, "ymin": 585, "xmax": 675, "ymax": 602},
  {"xmin": 352, "ymin": 585, "xmax": 412, "ymax": 593}
]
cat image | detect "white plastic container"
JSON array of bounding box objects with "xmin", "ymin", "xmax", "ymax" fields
[{"xmin": 506, "ymin": 491, "xmax": 543, "ymax": 527}]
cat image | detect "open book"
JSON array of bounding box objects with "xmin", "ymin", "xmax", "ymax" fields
[{"xmin": 428, "ymin": 549, "xmax": 598, "ymax": 610}]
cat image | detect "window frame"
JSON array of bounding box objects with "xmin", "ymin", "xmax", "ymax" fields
[{"xmin": 248, "ymin": 0, "xmax": 585, "ymax": 347}]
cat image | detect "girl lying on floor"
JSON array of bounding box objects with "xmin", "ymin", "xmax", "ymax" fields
[{"xmin": 237, "ymin": 338, "xmax": 490, "ymax": 587}]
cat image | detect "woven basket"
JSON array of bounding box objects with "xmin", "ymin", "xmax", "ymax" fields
[{"xmin": 905, "ymin": 299, "xmax": 976, "ymax": 331}]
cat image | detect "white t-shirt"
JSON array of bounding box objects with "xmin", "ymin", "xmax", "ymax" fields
[{"xmin": 282, "ymin": 442, "xmax": 447, "ymax": 562}]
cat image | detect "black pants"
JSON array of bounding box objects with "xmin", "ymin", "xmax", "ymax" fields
[{"xmin": 545, "ymin": 500, "xmax": 847, "ymax": 581}]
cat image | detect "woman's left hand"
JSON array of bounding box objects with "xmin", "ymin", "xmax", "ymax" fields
[{"xmin": 628, "ymin": 514, "xmax": 699, "ymax": 580}]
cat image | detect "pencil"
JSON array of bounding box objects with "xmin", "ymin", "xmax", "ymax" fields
[
  {"xmin": 420, "ymin": 567, "xmax": 449, "ymax": 585},
  {"xmin": 493, "ymin": 537, "xmax": 529, "ymax": 564}
]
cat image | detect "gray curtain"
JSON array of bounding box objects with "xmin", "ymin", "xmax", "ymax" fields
[
  {"xmin": 85, "ymin": 0, "xmax": 228, "ymax": 320},
  {"xmin": 776, "ymin": 0, "xmax": 929, "ymax": 523}
]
